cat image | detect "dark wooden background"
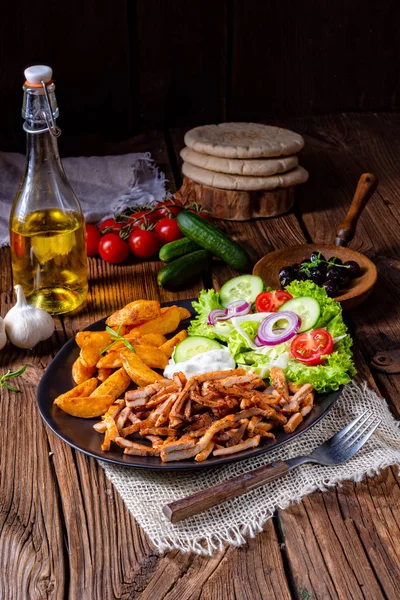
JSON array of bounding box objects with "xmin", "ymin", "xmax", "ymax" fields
[{"xmin": 0, "ymin": 0, "xmax": 399, "ymax": 153}]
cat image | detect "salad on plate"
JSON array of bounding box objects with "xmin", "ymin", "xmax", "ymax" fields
[{"xmin": 170, "ymin": 274, "xmax": 356, "ymax": 393}]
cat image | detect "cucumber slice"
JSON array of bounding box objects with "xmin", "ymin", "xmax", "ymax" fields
[
  {"xmin": 174, "ymin": 336, "xmax": 222, "ymax": 363},
  {"xmin": 279, "ymin": 296, "xmax": 320, "ymax": 332},
  {"xmin": 220, "ymin": 275, "xmax": 264, "ymax": 307}
]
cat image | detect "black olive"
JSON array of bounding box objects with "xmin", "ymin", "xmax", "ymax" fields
[
  {"xmin": 309, "ymin": 266, "xmax": 324, "ymax": 285},
  {"xmin": 310, "ymin": 251, "xmax": 326, "ymax": 263},
  {"xmin": 326, "ymin": 266, "xmax": 342, "ymax": 280},
  {"xmin": 329, "ymin": 256, "xmax": 343, "ymax": 266},
  {"xmin": 339, "ymin": 273, "xmax": 350, "ymax": 288},
  {"xmin": 323, "ymin": 281, "xmax": 339, "ymax": 297},
  {"xmin": 279, "ymin": 266, "xmax": 294, "ymax": 281},
  {"xmin": 291, "ymin": 263, "xmax": 300, "ymax": 275},
  {"xmin": 344, "ymin": 260, "xmax": 361, "ymax": 278},
  {"xmin": 280, "ymin": 275, "xmax": 293, "ymax": 288}
]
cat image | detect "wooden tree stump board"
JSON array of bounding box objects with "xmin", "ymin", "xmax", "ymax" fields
[{"xmin": 174, "ymin": 176, "xmax": 295, "ymax": 220}]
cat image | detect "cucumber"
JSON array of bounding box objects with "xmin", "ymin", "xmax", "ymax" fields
[
  {"xmin": 174, "ymin": 336, "xmax": 222, "ymax": 362},
  {"xmin": 220, "ymin": 275, "xmax": 264, "ymax": 307},
  {"xmin": 157, "ymin": 249, "xmax": 210, "ymax": 289},
  {"xmin": 279, "ymin": 296, "xmax": 320, "ymax": 332},
  {"xmin": 177, "ymin": 211, "xmax": 251, "ymax": 272},
  {"xmin": 159, "ymin": 237, "xmax": 201, "ymax": 262}
]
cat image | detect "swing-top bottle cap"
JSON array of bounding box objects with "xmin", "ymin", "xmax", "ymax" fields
[{"xmin": 24, "ymin": 65, "xmax": 53, "ymax": 85}]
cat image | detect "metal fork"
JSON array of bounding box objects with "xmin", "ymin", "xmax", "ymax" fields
[{"xmin": 162, "ymin": 411, "xmax": 381, "ymax": 523}]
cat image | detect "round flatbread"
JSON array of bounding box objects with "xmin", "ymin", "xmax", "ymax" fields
[
  {"xmin": 184, "ymin": 123, "xmax": 305, "ymax": 158},
  {"xmin": 180, "ymin": 147, "xmax": 299, "ymax": 176},
  {"xmin": 182, "ymin": 162, "xmax": 309, "ymax": 191}
]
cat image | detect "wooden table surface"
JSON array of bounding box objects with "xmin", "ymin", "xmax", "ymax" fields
[{"xmin": 1, "ymin": 114, "xmax": 400, "ymax": 600}]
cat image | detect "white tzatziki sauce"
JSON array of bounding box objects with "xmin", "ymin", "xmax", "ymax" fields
[{"xmin": 163, "ymin": 347, "xmax": 235, "ymax": 379}]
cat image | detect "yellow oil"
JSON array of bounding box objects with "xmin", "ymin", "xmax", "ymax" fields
[{"xmin": 10, "ymin": 208, "xmax": 88, "ymax": 315}]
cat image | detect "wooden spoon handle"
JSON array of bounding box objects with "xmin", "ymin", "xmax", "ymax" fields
[
  {"xmin": 162, "ymin": 460, "xmax": 289, "ymax": 523},
  {"xmin": 335, "ymin": 173, "xmax": 378, "ymax": 246}
]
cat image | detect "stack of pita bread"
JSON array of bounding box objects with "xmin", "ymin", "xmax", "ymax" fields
[{"xmin": 180, "ymin": 123, "xmax": 308, "ymax": 191}]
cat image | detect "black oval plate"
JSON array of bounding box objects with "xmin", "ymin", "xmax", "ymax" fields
[{"xmin": 37, "ymin": 299, "xmax": 342, "ymax": 470}]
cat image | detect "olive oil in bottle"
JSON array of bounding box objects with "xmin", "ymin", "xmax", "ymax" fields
[{"xmin": 9, "ymin": 65, "xmax": 88, "ymax": 315}]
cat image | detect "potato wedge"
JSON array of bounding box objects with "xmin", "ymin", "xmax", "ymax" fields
[
  {"xmin": 53, "ymin": 378, "xmax": 98, "ymax": 405},
  {"xmin": 121, "ymin": 350, "xmax": 162, "ymax": 387},
  {"xmin": 98, "ymin": 346, "xmax": 168, "ymax": 370},
  {"xmin": 90, "ymin": 368, "xmax": 131, "ymax": 401},
  {"xmin": 106, "ymin": 332, "xmax": 168, "ymax": 354},
  {"xmin": 97, "ymin": 351, "xmax": 122, "ymax": 369},
  {"xmin": 158, "ymin": 330, "xmax": 188, "ymax": 358},
  {"xmin": 54, "ymin": 394, "xmax": 114, "ymax": 418},
  {"xmin": 80, "ymin": 333, "xmax": 113, "ymax": 367},
  {"xmin": 75, "ymin": 331, "xmax": 112, "ymax": 349},
  {"xmin": 97, "ymin": 367, "xmax": 114, "ymax": 382},
  {"xmin": 160, "ymin": 306, "xmax": 191, "ymax": 321},
  {"xmin": 136, "ymin": 346, "xmax": 168, "ymax": 369},
  {"xmin": 129, "ymin": 306, "xmax": 181, "ymax": 336},
  {"xmin": 106, "ymin": 300, "xmax": 160, "ymax": 328},
  {"xmin": 72, "ymin": 357, "xmax": 97, "ymax": 384},
  {"xmin": 141, "ymin": 333, "xmax": 167, "ymax": 347}
]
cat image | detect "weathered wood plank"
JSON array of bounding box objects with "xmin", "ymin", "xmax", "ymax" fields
[{"xmin": 0, "ymin": 255, "xmax": 66, "ymax": 599}]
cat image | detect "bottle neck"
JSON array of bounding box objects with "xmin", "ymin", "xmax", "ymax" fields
[{"xmin": 25, "ymin": 127, "xmax": 64, "ymax": 173}]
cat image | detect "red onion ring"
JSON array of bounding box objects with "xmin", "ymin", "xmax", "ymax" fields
[
  {"xmin": 207, "ymin": 309, "xmax": 230, "ymax": 325},
  {"xmin": 226, "ymin": 299, "xmax": 251, "ymax": 317},
  {"xmin": 257, "ymin": 311, "xmax": 301, "ymax": 346},
  {"xmin": 255, "ymin": 329, "xmax": 286, "ymax": 347}
]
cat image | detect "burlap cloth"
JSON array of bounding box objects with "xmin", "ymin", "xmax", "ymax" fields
[{"xmin": 101, "ymin": 382, "xmax": 400, "ymax": 555}]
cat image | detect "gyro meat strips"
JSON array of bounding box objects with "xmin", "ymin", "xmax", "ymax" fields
[{"xmin": 91, "ymin": 366, "xmax": 315, "ymax": 463}]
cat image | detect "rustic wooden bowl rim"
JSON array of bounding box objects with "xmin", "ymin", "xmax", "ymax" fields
[{"xmin": 253, "ymin": 243, "xmax": 377, "ymax": 306}]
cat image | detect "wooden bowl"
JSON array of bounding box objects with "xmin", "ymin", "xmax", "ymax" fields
[{"xmin": 253, "ymin": 243, "xmax": 377, "ymax": 310}]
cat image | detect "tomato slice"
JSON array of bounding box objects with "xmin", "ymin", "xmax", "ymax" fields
[
  {"xmin": 255, "ymin": 290, "xmax": 293, "ymax": 313},
  {"xmin": 290, "ymin": 329, "xmax": 334, "ymax": 365}
]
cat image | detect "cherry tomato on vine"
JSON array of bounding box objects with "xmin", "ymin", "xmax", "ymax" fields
[
  {"xmin": 255, "ymin": 290, "xmax": 293, "ymax": 313},
  {"xmin": 154, "ymin": 199, "xmax": 183, "ymax": 219},
  {"xmin": 98, "ymin": 233, "xmax": 129, "ymax": 264},
  {"xmin": 290, "ymin": 329, "xmax": 333, "ymax": 366},
  {"xmin": 85, "ymin": 224, "xmax": 101, "ymax": 256},
  {"xmin": 128, "ymin": 229, "xmax": 161, "ymax": 258},
  {"xmin": 154, "ymin": 218, "xmax": 184, "ymax": 244},
  {"xmin": 99, "ymin": 218, "xmax": 122, "ymax": 233},
  {"xmin": 128, "ymin": 210, "xmax": 158, "ymax": 227}
]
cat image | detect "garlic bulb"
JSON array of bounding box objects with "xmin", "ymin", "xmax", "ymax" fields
[
  {"xmin": 0, "ymin": 318, "xmax": 7, "ymax": 350},
  {"xmin": 4, "ymin": 285, "xmax": 55, "ymax": 349}
]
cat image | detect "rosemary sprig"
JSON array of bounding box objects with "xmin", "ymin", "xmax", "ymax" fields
[
  {"xmin": 100, "ymin": 324, "xmax": 136, "ymax": 354},
  {"xmin": 0, "ymin": 364, "xmax": 27, "ymax": 393}
]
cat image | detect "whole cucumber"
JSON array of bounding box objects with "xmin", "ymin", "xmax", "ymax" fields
[
  {"xmin": 159, "ymin": 237, "xmax": 201, "ymax": 262},
  {"xmin": 157, "ymin": 249, "xmax": 211, "ymax": 289},
  {"xmin": 177, "ymin": 211, "xmax": 251, "ymax": 272}
]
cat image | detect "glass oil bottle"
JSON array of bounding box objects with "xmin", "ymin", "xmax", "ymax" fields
[{"xmin": 9, "ymin": 65, "xmax": 88, "ymax": 315}]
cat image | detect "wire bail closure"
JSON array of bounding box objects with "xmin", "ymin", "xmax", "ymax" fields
[
  {"xmin": 23, "ymin": 80, "xmax": 62, "ymax": 136},
  {"xmin": 41, "ymin": 80, "xmax": 61, "ymax": 137}
]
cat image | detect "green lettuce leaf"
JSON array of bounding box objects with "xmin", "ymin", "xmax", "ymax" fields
[
  {"xmin": 188, "ymin": 289, "xmax": 233, "ymax": 341},
  {"xmin": 227, "ymin": 321, "xmax": 259, "ymax": 356}
]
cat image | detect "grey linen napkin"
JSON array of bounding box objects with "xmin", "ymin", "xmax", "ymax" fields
[{"xmin": 0, "ymin": 151, "xmax": 166, "ymax": 246}]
